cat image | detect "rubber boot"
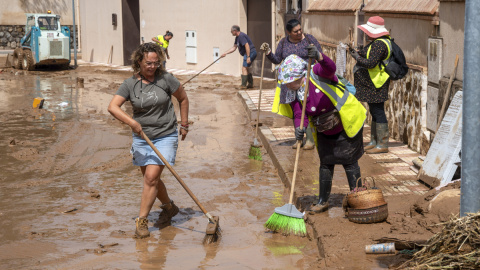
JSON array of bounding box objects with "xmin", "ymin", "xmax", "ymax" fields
[
  {"xmin": 303, "ymin": 126, "xmax": 315, "ymax": 150},
  {"xmin": 246, "ymin": 73, "xmax": 254, "ymax": 88},
  {"xmin": 239, "ymin": 75, "xmax": 248, "ymax": 89},
  {"xmin": 364, "ymin": 121, "xmax": 377, "ymax": 150},
  {"xmin": 345, "ymin": 166, "xmax": 362, "ymax": 191},
  {"xmin": 309, "ymin": 167, "xmax": 333, "ymax": 214},
  {"xmin": 366, "ymin": 123, "xmax": 389, "ymax": 154}
]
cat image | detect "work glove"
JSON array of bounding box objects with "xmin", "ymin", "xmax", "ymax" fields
[
  {"xmin": 307, "ymin": 44, "xmax": 321, "ymax": 61},
  {"xmin": 260, "ymin": 42, "xmax": 271, "ymax": 54},
  {"xmin": 349, "ymin": 48, "xmax": 360, "ymax": 60},
  {"xmin": 295, "ymin": 127, "xmax": 306, "ymax": 141}
]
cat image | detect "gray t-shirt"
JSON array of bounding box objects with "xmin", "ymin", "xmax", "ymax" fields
[{"xmin": 116, "ymin": 72, "xmax": 181, "ymax": 139}]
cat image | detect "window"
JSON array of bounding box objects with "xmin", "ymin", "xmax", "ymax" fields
[{"xmin": 37, "ymin": 17, "xmax": 59, "ymax": 30}]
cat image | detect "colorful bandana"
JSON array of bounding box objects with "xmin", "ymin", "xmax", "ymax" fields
[
  {"xmin": 278, "ymin": 54, "xmax": 307, "ymax": 84},
  {"xmin": 278, "ymin": 54, "xmax": 307, "ymax": 103}
]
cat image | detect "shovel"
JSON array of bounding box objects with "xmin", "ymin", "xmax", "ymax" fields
[{"xmin": 140, "ymin": 131, "xmax": 220, "ymax": 244}]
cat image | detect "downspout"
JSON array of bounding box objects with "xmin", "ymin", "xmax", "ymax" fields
[
  {"xmin": 460, "ymin": 0, "xmax": 480, "ymax": 216},
  {"xmin": 272, "ymin": 0, "xmax": 276, "ymax": 72},
  {"xmin": 72, "ymin": 0, "xmax": 77, "ymax": 68},
  {"xmin": 76, "ymin": 0, "xmax": 81, "ymax": 52}
]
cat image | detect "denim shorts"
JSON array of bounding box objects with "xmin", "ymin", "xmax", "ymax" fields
[
  {"xmin": 243, "ymin": 50, "xmax": 257, "ymax": 67},
  {"xmin": 130, "ymin": 131, "xmax": 178, "ymax": 166}
]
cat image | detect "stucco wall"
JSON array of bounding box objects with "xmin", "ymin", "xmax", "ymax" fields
[
  {"xmin": 439, "ymin": 1, "xmax": 464, "ymax": 81},
  {"xmin": 80, "ymin": 0, "xmax": 123, "ymax": 65},
  {"xmin": 370, "ymin": 16, "xmax": 433, "ymax": 67},
  {"xmin": 140, "ymin": 0, "xmax": 246, "ymax": 76},
  {"xmin": 0, "ymin": 0, "xmax": 74, "ymax": 25},
  {"xmin": 303, "ymin": 13, "xmax": 356, "ymax": 45}
]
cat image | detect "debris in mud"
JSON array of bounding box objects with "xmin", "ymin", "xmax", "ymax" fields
[
  {"xmin": 9, "ymin": 138, "xmax": 16, "ymax": 146},
  {"xmin": 400, "ymin": 212, "xmax": 480, "ymax": 269},
  {"xmin": 62, "ymin": 208, "xmax": 78, "ymax": 213},
  {"xmin": 98, "ymin": 243, "xmax": 118, "ymax": 248},
  {"xmin": 86, "ymin": 248, "xmax": 107, "ymax": 255},
  {"xmin": 110, "ymin": 230, "xmax": 128, "ymax": 238}
]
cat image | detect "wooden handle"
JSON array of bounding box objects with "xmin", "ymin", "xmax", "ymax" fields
[
  {"xmin": 183, "ymin": 57, "xmax": 221, "ymax": 86},
  {"xmin": 254, "ymin": 51, "xmax": 267, "ymax": 140},
  {"xmin": 140, "ymin": 131, "xmax": 211, "ymax": 218},
  {"xmin": 288, "ymin": 58, "xmax": 312, "ymax": 205}
]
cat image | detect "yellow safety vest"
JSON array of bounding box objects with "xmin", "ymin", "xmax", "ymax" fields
[
  {"xmin": 366, "ymin": 38, "xmax": 392, "ymax": 88},
  {"xmin": 156, "ymin": 35, "xmax": 169, "ymax": 49},
  {"xmin": 309, "ymin": 70, "xmax": 366, "ymax": 138},
  {"xmin": 271, "ymin": 81, "xmax": 294, "ymax": 118}
]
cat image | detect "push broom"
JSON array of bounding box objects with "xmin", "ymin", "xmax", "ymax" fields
[
  {"xmin": 264, "ymin": 57, "xmax": 313, "ymax": 237},
  {"xmin": 140, "ymin": 131, "xmax": 220, "ymax": 244},
  {"xmin": 248, "ymin": 49, "xmax": 267, "ymax": 161}
]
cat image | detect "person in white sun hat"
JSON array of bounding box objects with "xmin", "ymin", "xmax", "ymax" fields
[{"xmin": 349, "ymin": 16, "xmax": 393, "ymax": 154}]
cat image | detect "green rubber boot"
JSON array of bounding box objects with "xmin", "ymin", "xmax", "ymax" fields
[
  {"xmin": 366, "ymin": 123, "xmax": 389, "ymax": 154},
  {"xmin": 364, "ymin": 121, "xmax": 377, "ymax": 150}
]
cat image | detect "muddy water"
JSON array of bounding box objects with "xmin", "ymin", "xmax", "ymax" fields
[{"xmin": 0, "ymin": 67, "xmax": 319, "ymax": 269}]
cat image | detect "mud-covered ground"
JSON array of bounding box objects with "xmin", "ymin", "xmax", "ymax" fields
[
  {"xmin": 0, "ymin": 64, "xmax": 322, "ymax": 269},
  {"xmin": 0, "ymin": 60, "xmax": 461, "ymax": 269}
]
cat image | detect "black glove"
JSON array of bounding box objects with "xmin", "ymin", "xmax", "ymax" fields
[
  {"xmin": 349, "ymin": 48, "xmax": 360, "ymax": 60},
  {"xmin": 307, "ymin": 44, "xmax": 320, "ymax": 60},
  {"xmin": 295, "ymin": 127, "xmax": 306, "ymax": 141}
]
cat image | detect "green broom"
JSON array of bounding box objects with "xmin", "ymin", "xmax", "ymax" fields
[
  {"xmin": 264, "ymin": 58, "xmax": 313, "ymax": 236},
  {"xmin": 249, "ymin": 50, "xmax": 267, "ymax": 161}
]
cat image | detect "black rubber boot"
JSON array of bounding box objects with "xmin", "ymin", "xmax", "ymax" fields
[
  {"xmin": 364, "ymin": 121, "xmax": 377, "ymax": 150},
  {"xmin": 310, "ymin": 167, "xmax": 333, "ymax": 214},
  {"xmin": 247, "ymin": 73, "xmax": 254, "ymax": 88},
  {"xmin": 345, "ymin": 166, "xmax": 362, "ymax": 191}
]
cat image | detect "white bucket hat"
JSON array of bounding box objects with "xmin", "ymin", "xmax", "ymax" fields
[{"xmin": 357, "ymin": 16, "xmax": 390, "ymax": 39}]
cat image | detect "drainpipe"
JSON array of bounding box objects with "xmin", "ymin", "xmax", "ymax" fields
[
  {"xmin": 460, "ymin": 0, "xmax": 480, "ymax": 216},
  {"xmin": 72, "ymin": 0, "xmax": 77, "ymax": 68},
  {"xmin": 272, "ymin": 0, "xmax": 276, "ymax": 72}
]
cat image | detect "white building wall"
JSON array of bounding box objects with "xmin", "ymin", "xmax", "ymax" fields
[
  {"xmin": 79, "ymin": 0, "xmax": 247, "ymax": 76},
  {"xmin": 140, "ymin": 0, "xmax": 245, "ymax": 76},
  {"xmin": 80, "ymin": 0, "xmax": 123, "ymax": 65}
]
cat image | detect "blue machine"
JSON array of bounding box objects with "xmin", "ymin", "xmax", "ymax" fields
[{"xmin": 12, "ymin": 11, "xmax": 71, "ymax": 70}]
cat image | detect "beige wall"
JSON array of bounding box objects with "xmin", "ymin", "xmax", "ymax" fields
[
  {"xmin": 80, "ymin": 0, "xmax": 123, "ymax": 65},
  {"xmin": 439, "ymin": 1, "xmax": 464, "ymax": 81},
  {"xmin": 0, "ymin": 0, "xmax": 75, "ymax": 25},
  {"xmin": 303, "ymin": 13, "xmax": 356, "ymax": 45},
  {"xmin": 379, "ymin": 17, "xmax": 433, "ymax": 67},
  {"xmin": 140, "ymin": 0, "xmax": 246, "ymax": 76},
  {"xmin": 79, "ymin": 0, "xmax": 248, "ymax": 76}
]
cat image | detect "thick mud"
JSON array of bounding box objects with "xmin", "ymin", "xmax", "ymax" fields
[{"xmin": 0, "ymin": 65, "xmax": 319, "ymax": 269}]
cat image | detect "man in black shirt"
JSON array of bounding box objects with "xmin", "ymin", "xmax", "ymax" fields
[{"xmin": 221, "ymin": 25, "xmax": 257, "ymax": 88}]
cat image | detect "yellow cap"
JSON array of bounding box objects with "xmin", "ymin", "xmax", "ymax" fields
[{"xmin": 47, "ymin": 10, "xmax": 51, "ymax": 14}]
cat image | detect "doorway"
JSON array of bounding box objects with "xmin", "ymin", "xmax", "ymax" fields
[
  {"xmin": 247, "ymin": 0, "xmax": 273, "ymax": 78},
  {"xmin": 122, "ymin": 0, "xmax": 140, "ymax": 66}
]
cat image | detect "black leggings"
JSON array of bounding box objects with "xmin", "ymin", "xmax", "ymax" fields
[
  {"xmin": 368, "ymin": 102, "xmax": 387, "ymax": 123},
  {"xmin": 320, "ymin": 161, "xmax": 359, "ymax": 173}
]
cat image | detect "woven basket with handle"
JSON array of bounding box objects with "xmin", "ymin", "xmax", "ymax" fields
[{"xmin": 346, "ymin": 177, "xmax": 386, "ymax": 209}]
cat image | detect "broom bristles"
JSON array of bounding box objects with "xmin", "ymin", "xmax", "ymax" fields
[
  {"xmin": 248, "ymin": 146, "xmax": 262, "ymax": 161},
  {"xmin": 264, "ymin": 212, "xmax": 306, "ymax": 237}
]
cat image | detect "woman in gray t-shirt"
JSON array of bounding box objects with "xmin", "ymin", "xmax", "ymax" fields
[{"xmin": 108, "ymin": 43, "xmax": 189, "ymax": 238}]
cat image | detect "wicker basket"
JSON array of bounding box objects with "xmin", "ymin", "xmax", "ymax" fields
[
  {"xmin": 346, "ymin": 178, "xmax": 386, "ymax": 209},
  {"xmin": 346, "ymin": 203, "xmax": 388, "ymax": 224}
]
